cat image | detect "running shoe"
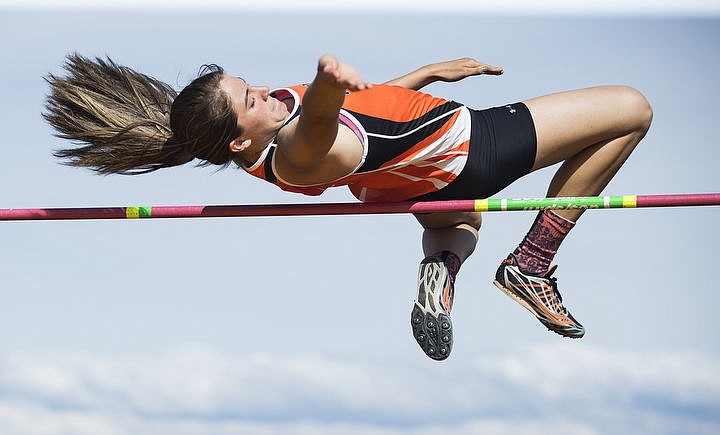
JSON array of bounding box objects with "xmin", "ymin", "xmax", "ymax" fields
[
  {"xmin": 493, "ymin": 253, "xmax": 585, "ymax": 338},
  {"xmin": 411, "ymin": 252, "xmax": 458, "ymax": 360}
]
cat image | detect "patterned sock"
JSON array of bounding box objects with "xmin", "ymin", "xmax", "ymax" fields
[
  {"xmin": 438, "ymin": 251, "xmax": 462, "ymax": 285},
  {"xmin": 514, "ymin": 210, "xmax": 575, "ymax": 276}
]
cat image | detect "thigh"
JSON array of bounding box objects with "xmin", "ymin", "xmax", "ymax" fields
[{"xmin": 524, "ymin": 86, "xmax": 651, "ymax": 171}]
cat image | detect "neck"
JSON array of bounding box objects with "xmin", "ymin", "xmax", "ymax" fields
[
  {"xmin": 235, "ymin": 122, "xmax": 288, "ymax": 168},
  {"xmin": 236, "ymin": 142, "xmax": 270, "ymax": 167}
]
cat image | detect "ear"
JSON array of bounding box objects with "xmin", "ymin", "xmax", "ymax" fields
[{"xmin": 229, "ymin": 138, "xmax": 252, "ymax": 154}]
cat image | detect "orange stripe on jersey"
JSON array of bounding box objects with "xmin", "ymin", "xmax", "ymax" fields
[
  {"xmin": 343, "ymin": 85, "xmax": 451, "ymax": 123},
  {"xmin": 348, "ymin": 167, "xmax": 463, "ymax": 202}
]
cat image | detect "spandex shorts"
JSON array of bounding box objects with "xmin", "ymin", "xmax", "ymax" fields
[{"xmin": 413, "ymin": 102, "xmax": 537, "ymax": 201}]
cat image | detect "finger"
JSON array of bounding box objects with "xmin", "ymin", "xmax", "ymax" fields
[
  {"xmin": 481, "ymin": 64, "xmax": 504, "ymax": 75},
  {"xmin": 348, "ymin": 81, "xmax": 368, "ymax": 91},
  {"xmin": 347, "ymin": 81, "xmax": 372, "ymax": 91},
  {"xmin": 318, "ymin": 54, "xmax": 339, "ymax": 74}
]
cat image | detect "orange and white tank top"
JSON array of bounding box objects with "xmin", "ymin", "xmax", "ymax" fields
[{"xmin": 242, "ymin": 84, "xmax": 471, "ymax": 202}]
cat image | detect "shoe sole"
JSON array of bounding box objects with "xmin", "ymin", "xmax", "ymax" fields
[
  {"xmin": 412, "ymin": 260, "xmax": 453, "ymax": 360},
  {"xmin": 493, "ymin": 279, "xmax": 584, "ymax": 339}
]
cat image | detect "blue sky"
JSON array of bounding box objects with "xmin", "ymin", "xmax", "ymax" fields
[{"xmin": 0, "ymin": 2, "xmax": 719, "ymax": 434}]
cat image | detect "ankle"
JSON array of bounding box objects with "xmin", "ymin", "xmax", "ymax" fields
[
  {"xmin": 429, "ymin": 251, "xmax": 462, "ymax": 282},
  {"xmin": 514, "ymin": 210, "xmax": 575, "ymax": 275}
]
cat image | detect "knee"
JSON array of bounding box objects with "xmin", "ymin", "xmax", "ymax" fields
[
  {"xmin": 464, "ymin": 212, "xmax": 483, "ymax": 230},
  {"xmin": 414, "ymin": 211, "xmax": 482, "ymax": 230},
  {"xmin": 619, "ymin": 86, "xmax": 653, "ymax": 135}
]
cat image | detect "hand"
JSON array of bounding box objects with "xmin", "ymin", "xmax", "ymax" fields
[
  {"xmin": 432, "ymin": 57, "xmax": 503, "ymax": 82},
  {"xmin": 317, "ymin": 54, "xmax": 372, "ymax": 91}
]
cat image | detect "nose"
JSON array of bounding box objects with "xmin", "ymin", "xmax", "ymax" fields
[{"xmin": 250, "ymin": 85, "xmax": 270, "ymax": 101}]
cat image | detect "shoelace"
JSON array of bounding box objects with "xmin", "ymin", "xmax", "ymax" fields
[{"xmin": 544, "ymin": 276, "xmax": 569, "ymax": 316}]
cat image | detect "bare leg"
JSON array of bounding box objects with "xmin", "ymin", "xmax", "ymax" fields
[
  {"xmin": 411, "ymin": 86, "xmax": 652, "ymax": 354},
  {"xmin": 525, "ymin": 86, "xmax": 653, "ymax": 221},
  {"xmin": 414, "ymin": 212, "xmax": 482, "ymax": 262},
  {"xmin": 493, "ymin": 86, "xmax": 652, "ymax": 339}
]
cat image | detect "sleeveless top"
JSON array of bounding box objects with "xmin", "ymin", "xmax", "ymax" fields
[{"xmin": 241, "ymin": 84, "xmax": 471, "ymax": 202}]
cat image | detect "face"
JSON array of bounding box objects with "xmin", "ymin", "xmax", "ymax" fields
[{"xmin": 219, "ymin": 75, "xmax": 289, "ymax": 152}]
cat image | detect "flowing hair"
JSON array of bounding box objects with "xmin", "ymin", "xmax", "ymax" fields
[{"xmin": 44, "ymin": 54, "xmax": 240, "ymax": 175}]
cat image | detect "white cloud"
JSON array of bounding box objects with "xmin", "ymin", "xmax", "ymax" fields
[
  {"xmin": 0, "ymin": 401, "xmax": 600, "ymax": 435},
  {"xmin": 0, "ymin": 0, "xmax": 719, "ymax": 15},
  {"xmin": 475, "ymin": 344, "xmax": 720, "ymax": 401},
  {"xmin": 0, "ymin": 344, "xmax": 718, "ymax": 435}
]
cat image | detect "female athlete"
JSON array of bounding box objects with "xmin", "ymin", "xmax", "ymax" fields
[{"xmin": 45, "ymin": 54, "xmax": 652, "ymax": 360}]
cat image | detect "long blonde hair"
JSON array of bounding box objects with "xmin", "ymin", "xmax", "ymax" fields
[{"xmin": 45, "ymin": 54, "xmax": 240, "ymax": 174}]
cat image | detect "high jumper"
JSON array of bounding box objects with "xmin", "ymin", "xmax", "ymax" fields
[{"xmin": 44, "ymin": 54, "xmax": 653, "ymax": 360}]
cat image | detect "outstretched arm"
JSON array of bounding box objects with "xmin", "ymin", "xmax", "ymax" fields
[
  {"xmin": 384, "ymin": 58, "xmax": 503, "ymax": 91},
  {"xmin": 278, "ymin": 54, "xmax": 371, "ymax": 170}
]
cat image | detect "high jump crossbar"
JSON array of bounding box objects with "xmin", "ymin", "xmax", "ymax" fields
[{"xmin": 1, "ymin": 193, "xmax": 719, "ymax": 222}]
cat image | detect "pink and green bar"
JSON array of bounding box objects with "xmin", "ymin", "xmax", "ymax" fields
[{"xmin": 1, "ymin": 193, "xmax": 719, "ymax": 221}]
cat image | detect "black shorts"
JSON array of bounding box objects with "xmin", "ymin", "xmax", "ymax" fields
[{"xmin": 413, "ymin": 102, "xmax": 537, "ymax": 201}]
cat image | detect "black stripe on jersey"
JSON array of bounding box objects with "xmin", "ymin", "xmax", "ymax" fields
[
  {"xmin": 351, "ymin": 101, "xmax": 463, "ymax": 172},
  {"xmin": 286, "ymin": 106, "xmax": 302, "ymax": 125},
  {"xmin": 264, "ymin": 146, "xmax": 277, "ymax": 183}
]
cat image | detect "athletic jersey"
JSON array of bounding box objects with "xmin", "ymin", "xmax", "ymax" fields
[{"xmin": 241, "ymin": 84, "xmax": 472, "ymax": 202}]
